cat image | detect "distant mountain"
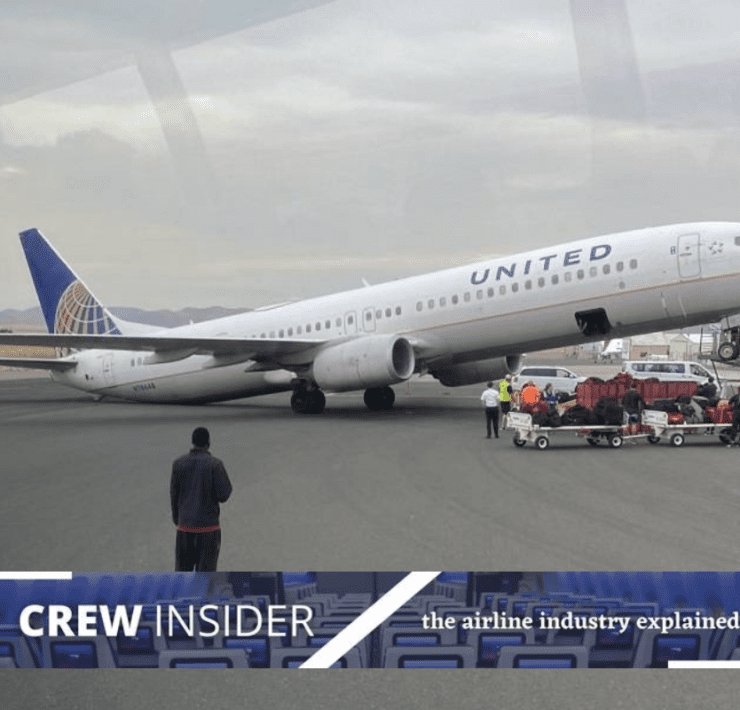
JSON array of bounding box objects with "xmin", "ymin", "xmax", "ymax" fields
[{"xmin": 0, "ymin": 306, "xmax": 250, "ymax": 329}]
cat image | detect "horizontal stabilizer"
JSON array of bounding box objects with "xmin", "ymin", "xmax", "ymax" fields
[{"xmin": 0, "ymin": 357, "xmax": 77, "ymax": 372}]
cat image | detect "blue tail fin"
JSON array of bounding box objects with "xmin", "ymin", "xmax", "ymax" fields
[{"xmin": 19, "ymin": 228, "xmax": 121, "ymax": 336}]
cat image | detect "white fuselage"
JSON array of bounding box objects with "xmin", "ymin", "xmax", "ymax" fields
[{"xmin": 52, "ymin": 222, "xmax": 740, "ymax": 403}]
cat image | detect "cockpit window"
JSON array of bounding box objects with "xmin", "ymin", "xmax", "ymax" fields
[{"xmin": 735, "ymin": 237, "xmax": 740, "ymax": 246}]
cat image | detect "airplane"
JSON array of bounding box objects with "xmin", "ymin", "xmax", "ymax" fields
[{"xmin": 1, "ymin": 224, "xmax": 739, "ymax": 414}]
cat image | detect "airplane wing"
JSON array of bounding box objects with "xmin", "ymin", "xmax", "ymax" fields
[
  {"xmin": 0, "ymin": 333, "xmax": 327, "ymax": 362},
  {"xmin": 0, "ymin": 357, "xmax": 77, "ymax": 371}
]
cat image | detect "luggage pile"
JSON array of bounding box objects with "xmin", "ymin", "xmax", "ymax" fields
[{"xmin": 575, "ymin": 372, "xmax": 698, "ymax": 409}]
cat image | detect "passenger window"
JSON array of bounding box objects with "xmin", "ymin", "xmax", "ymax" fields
[
  {"xmin": 269, "ymin": 331, "xmax": 275, "ymax": 338},
  {"xmin": 325, "ymin": 320, "xmax": 331, "ymax": 329},
  {"xmin": 499, "ymin": 285, "xmax": 506, "ymax": 295},
  {"xmin": 603, "ymin": 264, "xmax": 610, "ymax": 274},
  {"xmin": 464, "ymin": 292, "xmax": 471, "ymax": 302},
  {"xmin": 297, "ymin": 326, "xmax": 302, "ymax": 334},
  {"xmin": 260, "ymin": 333, "xmax": 266, "ymax": 338},
  {"xmin": 366, "ymin": 311, "xmax": 372, "ymax": 320},
  {"xmin": 385, "ymin": 308, "xmax": 391, "ymax": 317},
  {"xmin": 131, "ymin": 359, "xmax": 135, "ymax": 366},
  {"xmin": 589, "ymin": 266, "xmax": 597, "ymax": 277},
  {"xmin": 306, "ymin": 324, "xmax": 311, "ymax": 333},
  {"xmin": 288, "ymin": 328, "xmax": 293, "ymax": 336},
  {"xmin": 452, "ymin": 295, "xmax": 459, "ymax": 305},
  {"xmin": 538, "ymin": 277, "xmax": 545, "ymax": 287},
  {"xmin": 551, "ymin": 274, "xmax": 559, "ymax": 285},
  {"xmin": 487, "ymin": 287, "xmax": 494, "ymax": 297},
  {"xmin": 525, "ymin": 280, "xmax": 532, "ymax": 290},
  {"xmin": 577, "ymin": 269, "xmax": 584, "ymax": 279},
  {"xmin": 477, "ymin": 289, "xmax": 483, "ymax": 299},
  {"xmin": 616, "ymin": 261, "xmax": 624, "ymax": 272},
  {"xmin": 336, "ymin": 318, "xmax": 342, "ymax": 327},
  {"xmin": 416, "ymin": 301, "xmax": 423, "ymax": 311},
  {"xmin": 630, "ymin": 259, "xmax": 638, "ymax": 269},
  {"xmin": 511, "ymin": 283, "xmax": 518, "ymax": 293},
  {"xmin": 564, "ymin": 272, "xmax": 572, "ymax": 282},
  {"xmin": 348, "ymin": 315, "xmax": 354, "ymax": 325},
  {"xmin": 395, "ymin": 306, "xmax": 402, "ymax": 316},
  {"xmin": 428, "ymin": 299, "xmax": 434, "ymax": 309},
  {"xmin": 375, "ymin": 310, "xmax": 382, "ymax": 319},
  {"xmin": 279, "ymin": 329, "xmax": 284, "ymax": 337},
  {"xmin": 440, "ymin": 297, "xmax": 446, "ymax": 307},
  {"xmin": 315, "ymin": 322, "xmax": 321, "ymax": 331}
]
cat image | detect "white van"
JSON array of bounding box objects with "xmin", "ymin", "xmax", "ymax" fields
[
  {"xmin": 510, "ymin": 366, "xmax": 587, "ymax": 394},
  {"xmin": 621, "ymin": 360, "xmax": 713, "ymax": 384}
]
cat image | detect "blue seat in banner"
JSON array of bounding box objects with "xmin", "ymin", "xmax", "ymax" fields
[
  {"xmin": 464, "ymin": 629, "xmax": 535, "ymax": 668},
  {"xmin": 113, "ymin": 621, "xmax": 166, "ymax": 668},
  {"xmin": 380, "ymin": 626, "xmax": 457, "ymax": 653},
  {"xmin": 0, "ymin": 626, "xmax": 41, "ymax": 668},
  {"xmin": 496, "ymin": 644, "xmax": 589, "ymax": 668},
  {"xmin": 41, "ymin": 635, "xmax": 116, "ymax": 669},
  {"xmin": 631, "ymin": 628, "xmax": 713, "ymax": 668},
  {"xmin": 270, "ymin": 646, "xmax": 362, "ymax": 668},
  {"xmin": 711, "ymin": 628, "xmax": 740, "ymax": 660},
  {"xmin": 158, "ymin": 648, "xmax": 250, "ymax": 668},
  {"xmin": 383, "ymin": 645, "xmax": 476, "ymax": 668}
]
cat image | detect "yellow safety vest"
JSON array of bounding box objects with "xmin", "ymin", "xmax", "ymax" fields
[{"xmin": 499, "ymin": 380, "xmax": 512, "ymax": 402}]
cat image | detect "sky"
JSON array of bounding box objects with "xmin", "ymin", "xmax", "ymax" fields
[{"xmin": 3, "ymin": 0, "xmax": 740, "ymax": 311}]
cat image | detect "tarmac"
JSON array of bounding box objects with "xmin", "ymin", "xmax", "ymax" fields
[
  {"xmin": 2, "ymin": 366, "xmax": 739, "ymax": 572},
  {"xmin": 3, "ymin": 368, "xmax": 740, "ymax": 706}
]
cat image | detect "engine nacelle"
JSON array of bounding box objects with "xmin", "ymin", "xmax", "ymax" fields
[
  {"xmin": 432, "ymin": 355, "xmax": 523, "ymax": 387},
  {"xmin": 312, "ymin": 335, "xmax": 415, "ymax": 391}
]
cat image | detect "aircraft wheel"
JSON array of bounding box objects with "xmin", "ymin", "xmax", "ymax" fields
[
  {"xmin": 307, "ymin": 390, "xmax": 326, "ymax": 414},
  {"xmin": 364, "ymin": 387, "xmax": 394, "ymax": 411},
  {"xmin": 380, "ymin": 386, "xmax": 395, "ymax": 409},
  {"xmin": 608, "ymin": 434, "xmax": 623, "ymax": 448},
  {"xmin": 513, "ymin": 434, "xmax": 527, "ymax": 447},
  {"xmin": 534, "ymin": 435, "xmax": 549, "ymax": 450},
  {"xmin": 291, "ymin": 390, "xmax": 310, "ymax": 414},
  {"xmin": 670, "ymin": 432, "xmax": 685, "ymax": 447},
  {"xmin": 718, "ymin": 341, "xmax": 739, "ymax": 361},
  {"xmin": 647, "ymin": 435, "xmax": 660, "ymax": 445}
]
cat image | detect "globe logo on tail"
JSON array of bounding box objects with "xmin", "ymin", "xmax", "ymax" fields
[{"xmin": 54, "ymin": 280, "xmax": 120, "ymax": 335}]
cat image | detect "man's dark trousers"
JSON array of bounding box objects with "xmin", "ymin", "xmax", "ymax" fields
[
  {"xmin": 175, "ymin": 529, "xmax": 221, "ymax": 572},
  {"xmin": 486, "ymin": 407, "xmax": 500, "ymax": 438}
]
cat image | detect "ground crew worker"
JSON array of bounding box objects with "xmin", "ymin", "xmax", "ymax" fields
[
  {"xmin": 728, "ymin": 388, "xmax": 740, "ymax": 447},
  {"xmin": 499, "ymin": 375, "xmax": 513, "ymax": 417},
  {"xmin": 481, "ymin": 381, "xmax": 501, "ymax": 438},
  {"xmin": 171, "ymin": 427, "xmax": 232, "ymax": 571}
]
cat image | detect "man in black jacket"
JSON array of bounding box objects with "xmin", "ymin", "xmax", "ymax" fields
[{"xmin": 171, "ymin": 427, "xmax": 233, "ymax": 571}]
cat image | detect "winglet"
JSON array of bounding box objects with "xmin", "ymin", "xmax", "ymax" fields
[{"xmin": 19, "ymin": 228, "xmax": 121, "ymax": 336}]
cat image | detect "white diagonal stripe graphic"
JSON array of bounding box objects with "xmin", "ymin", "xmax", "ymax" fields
[{"xmin": 299, "ymin": 571, "xmax": 441, "ymax": 669}]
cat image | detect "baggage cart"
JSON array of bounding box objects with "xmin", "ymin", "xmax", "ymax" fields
[
  {"xmin": 641, "ymin": 410, "xmax": 733, "ymax": 447},
  {"xmin": 504, "ymin": 411, "xmax": 641, "ymax": 450}
]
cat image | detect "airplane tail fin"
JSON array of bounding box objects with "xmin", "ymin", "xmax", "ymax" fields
[{"xmin": 19, "ymin": 228, "xmax": 122, "ymax": 336}]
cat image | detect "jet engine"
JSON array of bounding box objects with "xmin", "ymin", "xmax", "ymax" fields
[
  {"xmin": 312, "ymin": 335, "xmax": 415, "ymax": 391},
  {"xmin": 431, "ymin": 355, "xmax": 523, "ymax": 387}
]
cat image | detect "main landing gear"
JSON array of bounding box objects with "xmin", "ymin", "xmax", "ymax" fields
[
  {"xmin": 363, "ymin": 386, "xmax": 395, "ymax": 411},
  {"xmin": 290, "ymin": 388, "xmax": 326, "ymax": 414},
  {"xmin": 290, "ymin": 384, "xmax": 397, "ymax": 414}
]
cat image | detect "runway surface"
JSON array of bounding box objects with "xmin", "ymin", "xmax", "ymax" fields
[{"xmin": 1, "ymin": 370, "xmax": 739, "ymax": 572}]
